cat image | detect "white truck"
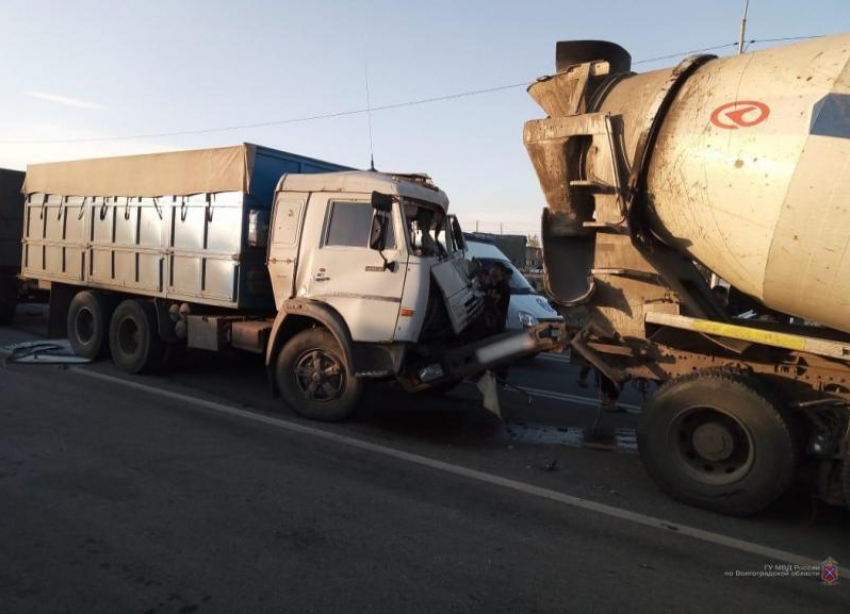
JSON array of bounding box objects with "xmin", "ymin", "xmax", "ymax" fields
[{"xmin": 20, "ymin": 144, "xmax": 562, "ymax": 420}]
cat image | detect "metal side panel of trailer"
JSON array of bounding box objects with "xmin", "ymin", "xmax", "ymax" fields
[{"xmin": 20, "ymin": 144, "xmax": 350, "ymax": 310}]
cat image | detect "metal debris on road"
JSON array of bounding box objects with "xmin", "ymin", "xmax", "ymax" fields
[{"xmin": 2, "ymin": 339, "xmax": 92, "ymax": 365}]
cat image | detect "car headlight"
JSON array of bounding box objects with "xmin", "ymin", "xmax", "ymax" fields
[{"xmin": 517, "ymin": 311, "xmax": 538, "ymax": 328}]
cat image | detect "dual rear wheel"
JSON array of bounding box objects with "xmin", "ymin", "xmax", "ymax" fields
[{"xmin": 67, "ymin": 291, "xmax": 163, "ymax": 373}]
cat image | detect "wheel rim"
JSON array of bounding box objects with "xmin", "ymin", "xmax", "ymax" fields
[
  {"xmin": 117, "ymin": 316, "xmax": 141, "ymax": 356},
  {"xmin": 75, "ymin": 307, "xmax": 96, "ymax": 344},
  {"xmin": 668, "ymin": 407, "xmax": 755, "ymax": 485},
  {"xmin": 294, "ymin": 349, "xmax": 345, "ymax": 403}
]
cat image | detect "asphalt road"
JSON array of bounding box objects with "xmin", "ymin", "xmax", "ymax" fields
[{"xmin": 1, "ymin": 308, "xmax": 848, "ymax": 613}]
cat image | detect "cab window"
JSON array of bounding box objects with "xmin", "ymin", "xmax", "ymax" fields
[{"xmin": 325, "ymin": 201, "xmax": 395, "ymax": 248}]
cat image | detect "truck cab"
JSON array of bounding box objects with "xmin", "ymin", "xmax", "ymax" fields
[
  {"xmin": 267, "ymin": 171, "xmax": 479, "ymax": 343},
  {"xmin": 263, "ymin": 170, "xmax": 560, "ymax": 420}
]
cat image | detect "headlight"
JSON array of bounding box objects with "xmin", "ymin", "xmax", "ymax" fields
[{"xmin": 517, "ymin": 311, "xmax": 538, "ymax": 328}]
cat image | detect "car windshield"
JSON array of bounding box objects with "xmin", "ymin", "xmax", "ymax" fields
[{"xmin": 474, "ymin": 257, "xmax": 536, "ymax": 295}]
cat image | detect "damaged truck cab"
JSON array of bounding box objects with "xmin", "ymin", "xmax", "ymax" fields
[{"xmin": 264, "ymin": 170, "xmax": 500, "ymax": 420}]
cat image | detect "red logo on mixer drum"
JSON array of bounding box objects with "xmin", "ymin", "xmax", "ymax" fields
[{"xmin": 710, "ymin": 101, "xmax": 771, "ymax": 129}]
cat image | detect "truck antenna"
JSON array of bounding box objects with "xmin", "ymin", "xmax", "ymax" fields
[
  {"xmin": 737, "ymin": 0, "xmax": 750, "ymax": 54},
  {"xmin": 364, "ymin": 57, "xmax": 376, "ymax": 171}
]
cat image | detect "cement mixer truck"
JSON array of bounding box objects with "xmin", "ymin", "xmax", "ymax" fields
[{"xmin": 525, "ymin": 33, "xmax": 850, "ymax": 515}]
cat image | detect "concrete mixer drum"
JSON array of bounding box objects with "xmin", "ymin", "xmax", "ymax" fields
[{"xmin": 525, "ymin": 33, "xmax": 850, "ymax": 515}]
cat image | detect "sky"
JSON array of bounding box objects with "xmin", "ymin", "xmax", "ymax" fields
[{"xmin": 1, "ymin": 0, "xmax": 848, "ymax": 235}]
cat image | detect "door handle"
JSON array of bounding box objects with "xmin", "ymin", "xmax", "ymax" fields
[
  {"xmin": 269, "ymin": 257, "xmax": 294, "ymax": 264},
  {"xmin": 313, "ymin": 273, "xmax": 330, "ymax": 281}
]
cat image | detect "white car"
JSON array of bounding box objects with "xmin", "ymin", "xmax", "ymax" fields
[{"xmin": 463, "ymin": 235, "xmax": 563, "ymax": 331}]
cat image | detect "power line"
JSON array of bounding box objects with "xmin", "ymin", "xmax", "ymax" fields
[
  {"xmin": 747, "ymin": 34, "xmax": 824, "ymax": 44},
  {"xmin": 1, "ymin": 34, "xmax": 827, "ymax": 146},
  {"xmin": 632, "ymin": 42, "xmax": 738, "ymax": 65},
  {"xmin": 631, "ymin": 34, "xmax": 823, "ymax": 65},
  {"xmin": 0, "ymin": 82, "xmax": 531, "ymax": 145}
]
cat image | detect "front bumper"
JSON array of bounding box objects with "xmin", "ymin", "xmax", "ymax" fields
[{"xmin": 406, "ymin": 321, "xmax": 568, "ymax": 391}]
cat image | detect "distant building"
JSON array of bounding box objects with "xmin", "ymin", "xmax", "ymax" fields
[{"xmin": 526, "ymin": 245, "xmax": 543, "ymax": 270}]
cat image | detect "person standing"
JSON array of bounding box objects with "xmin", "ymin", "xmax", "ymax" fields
[{"xmin": 485, "ymin": 262, "xmax": 511, "ymax": 334}]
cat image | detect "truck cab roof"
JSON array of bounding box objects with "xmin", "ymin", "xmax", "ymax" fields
[{"xmin": 276, "ymin": 170, "xmax": 449, "ymax": 212}]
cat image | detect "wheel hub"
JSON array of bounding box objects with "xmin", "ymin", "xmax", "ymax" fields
[
  {"xmin": 75, "ymin": 308, "xmax": 96, "ymax": 344},
  {"xmin": 692, "ymin": 422, "xmax": 735, "ymax": 461},
  {"xmin": 294, "ymin": 349, "xmax": 345, "ymax": 402},
  {"xmin": 671, "ymin": 406, "xmax": 755, "ymax": 486},
  {"xmin": 117, "ymin": 317, "xmax": 140, "ymax": 355}
]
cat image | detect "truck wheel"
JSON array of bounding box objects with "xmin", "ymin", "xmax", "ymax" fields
[
  {"xmin": 276, "ymin": 328, "xmax": 362, "ymax": 422},
  {"xmin": 0, "ymin": 275, "xmax": 16, "ymax": 325},
  {"xmin": 638, "ymin": 370, "xmax": 797, "ymax": 516},
  {"xmin": 109, "ymin": 299, "xmax": 163, "ymax": 374},
  {"xmin": 67, "ymin": 291, "xmax": 113, "ymax": 359}
]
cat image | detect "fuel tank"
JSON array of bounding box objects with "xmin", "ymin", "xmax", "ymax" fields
[{"xmin": 530, "ymin": 33, "xmax": 850, "ymax": 333}]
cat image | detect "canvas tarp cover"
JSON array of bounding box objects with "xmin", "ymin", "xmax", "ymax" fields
[{"xmin": 22, "ymin": 144, "xmax": 255, "ymax": 197}]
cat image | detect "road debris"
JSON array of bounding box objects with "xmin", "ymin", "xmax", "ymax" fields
[{"xmin": 2, "ymin": 339, "xmax": 91, "ymax": 365}]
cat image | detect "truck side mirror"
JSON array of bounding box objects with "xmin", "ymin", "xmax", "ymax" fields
[
  {"xmin": 371, "ymin": 192, "xmax": 393, "ymax": 213},
  {"xmin": 369, "ymin": 214, "xmax": 386, "ymax": 251},
  {"xmin": 369, "ymin": 214, "xmax": 396, "ymax": 272},
  {"xmin": 452, "ymin": 217, "xmax": 466, "ymax": 252}
]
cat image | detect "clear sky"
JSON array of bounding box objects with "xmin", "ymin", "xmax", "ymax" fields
[{"xmin": 1, "ymin": 0, "xmax": 848, "ymax": 234}]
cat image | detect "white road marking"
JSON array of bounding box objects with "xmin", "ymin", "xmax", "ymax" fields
[
  {"xmin": 501, "ymin": 421, "xmax": 586, "ymax": 447},
  {"xmin": 536, "ymin": 352, "xmax": 571, "ymax": 364},
  {"xmin": 519, "ymin": 385, "xmax": 642, "ymax": 413},
  {"xmin": 74, "ymin": 368, "xmax": 819, "ymax": 567},
  {"xmin": 461, "ymin": 380, "xmax": 642, "ymax": 413}
]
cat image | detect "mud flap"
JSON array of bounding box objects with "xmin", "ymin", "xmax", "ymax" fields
[{"xmin": 476, "ymin": 370, "xmax": 502, "ymax": 419}]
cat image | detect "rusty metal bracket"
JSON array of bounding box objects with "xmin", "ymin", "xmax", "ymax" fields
[{"xmin": 569, "ymin": 320, "xmax": 627, "ymax": 388}]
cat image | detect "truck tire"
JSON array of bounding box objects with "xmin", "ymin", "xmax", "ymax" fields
[
  {"xmin": 0, "ymin": 275, "xmax": 16, "ymax": 325},
  {"xmin": 67, "ymin": 291, "xmax": 113, "ymax": 359},
  {"xmin": 637, "ymin": 370, "xmax": 798, "ymax": 516},
  {"xmin": 109, "ymin": 299, "xmax": 164, "ymax": 374},
  {"xmin": 275, "ymin": 328, "xmax": 362, "ymax": 422}
]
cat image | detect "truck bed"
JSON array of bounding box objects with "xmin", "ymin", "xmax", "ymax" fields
[{"xmin": 21, "ymin": 144, "xmax": 349, "ymax": 310}]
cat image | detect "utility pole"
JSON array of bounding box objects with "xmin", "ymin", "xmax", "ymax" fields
[
  {"xmin": 737, "ymin": 0, "xmax": 750, "ymax": 55},
  {"xmin": 475, "ymin": 220, "xmax": 479, "ymax": 232}
]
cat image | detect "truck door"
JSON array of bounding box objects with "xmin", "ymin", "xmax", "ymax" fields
[
  {"xmin": 268, "ymin": 192, "xmax": 308, "ymax": 306},
  {"xmin": 430, "ymin": 214, "xmax": 481, "ymax": 335},
  {"xmin": 305, "ymin": 196, "xmax": 406, "ymax": 342}
]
